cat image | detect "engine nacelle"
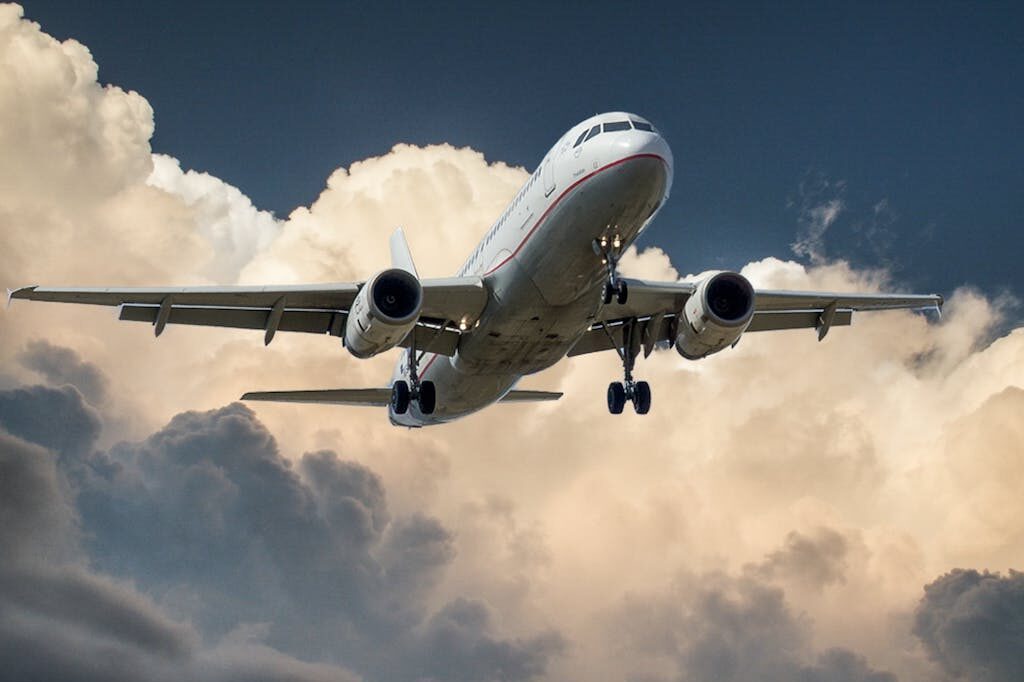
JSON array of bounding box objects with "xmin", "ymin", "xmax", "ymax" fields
[
  {"xmin": 345, "ymin": 269, "xmax": 422, "ymax": 359},
  {"xmin": 675, "ymin": 271, "xmax": 755, "ymax": 359}
]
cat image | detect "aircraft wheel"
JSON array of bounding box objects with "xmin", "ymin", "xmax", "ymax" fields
[
  {"xmin": 391, "ymin": 381, "xmax": 410, "ymax": 414},
  {"xmin": 418, "ymin": 380, "xmax": 436, "ymax": 415},
  {"xmin": 616, "ymin": 280, "xmax": 629, "ymax": 305},
  {"xmin": 633, "ymin": 380, "xmax": 651, "ymax": 414},
  {"xmin": 607, "ymin": 382, "xmax": 626, "ymax": 414},
  {"xmin": 602, "ymin": 283, "xmax": 614, "ymax": 305}
]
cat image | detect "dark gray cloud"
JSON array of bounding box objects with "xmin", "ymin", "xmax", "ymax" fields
[
  {"xmin": 413, "ymin": 598, "xmax": 565, "ymax": 682},
  {"xmin": 914, "ymin": 569, "xmax": 1024, "ymax": 682},
  {"xmin": 0, "ymin": 427, "xmax": 199, "ymax": 682},
  {"xmin": 0, "ymin": 388, "xmax": 562, "ymax": 681},
  {"xmin": 747, "ymin": 527, "xmax": 850, "ymax": 590},
  {"xmin": 0, "ymin": 383, "xmax": 101, "ymax": 457},
  {"xmin": 18, "ymin": 339, "xmax": 109, "ymax": 403},
  {"xmin": 0, "ymin": 428, "xmax": 78, "ymax": 562},
  {"xmin": 612, "ymin": 570, "xmax": 894, "ymax": 682}
]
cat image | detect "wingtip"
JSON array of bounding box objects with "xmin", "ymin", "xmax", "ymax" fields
[{"xmin": 6, "ymin": 285, "xmax": 37, "ymax": 308}]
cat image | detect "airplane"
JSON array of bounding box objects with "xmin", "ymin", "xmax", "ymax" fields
[{"xmin": 9, "ymin": 112, "xmax": 942, "ymax": 427}]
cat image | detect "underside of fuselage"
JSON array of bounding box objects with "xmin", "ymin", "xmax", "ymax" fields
[{"xmin": 390, "ymin": 151, "xmax": 670, "ymax": 426}]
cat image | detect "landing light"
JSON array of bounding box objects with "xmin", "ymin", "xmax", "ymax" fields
[{"xmin": 459, "ymin": 320, "xmax": 469, "ymax": 331}]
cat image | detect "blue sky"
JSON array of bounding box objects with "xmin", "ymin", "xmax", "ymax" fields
[{"xmin": 24, "ymin": 1, "xmax": 1022, "ymax": 300}]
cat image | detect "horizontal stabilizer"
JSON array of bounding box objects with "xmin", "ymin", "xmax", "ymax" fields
[
  {"xmin": 241, "ymin": 388, "xmax": 563, "ymax": 407},
  {"xmin": 499, "ymin": 390, "xmax": 563, "ymax": 402},
  {"xmin": 241, "ymin": 388, "xmax": 391, "ymax": 406}
]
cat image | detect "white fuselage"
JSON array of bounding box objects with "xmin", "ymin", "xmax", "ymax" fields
[{"xmin": 390, "ymin": 112, "xmax": 673, "ymax": 426}]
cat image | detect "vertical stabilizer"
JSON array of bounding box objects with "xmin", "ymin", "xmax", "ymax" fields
[{"xmin": 390, "ymin": 228, "xmax": 419, "ymax": 277}]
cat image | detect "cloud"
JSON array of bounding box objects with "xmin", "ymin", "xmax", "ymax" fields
[
  {"xmin": 17, "ymin": 339, "xmax": 109, "ymax": 403},
  {"xmin": 147, "ymin": 154, "xmax": 282, "ymax": 282},
  {"xmin": 914, "ymin": 569, "xmax": 1024, "ymax": 682},
  {"xmin": 0, "ymin": 381, "xmax": 563, "ymax": 681},
  {"xmin": 747, "ymin": 527, "xmax": 850, "ymax": 590},
  {"xmin": 609, "ymin": 570, "xmax": 895, "ymax": 682},
  {"xmin": 790, "ymin": 171, "xmax": 846, "ymax": 262},
  {"xmin": 0, "ymin": 384, "xmax": 101, "ymax": 457}
]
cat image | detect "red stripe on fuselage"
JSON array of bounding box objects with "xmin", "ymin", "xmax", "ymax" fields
[
  {"xmin": 416, "ymin": 152, "xmax": 669, "ymax": 382},
  {"xmin": 482, "ymin": 152, "xmax": 668, "ymax": 277}
]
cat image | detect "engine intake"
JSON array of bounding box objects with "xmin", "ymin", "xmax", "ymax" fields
[
  {"xmin": 675, "ymin": 271, "xmax": 755, "ymax": 359},
  {"xmin": 345, "ymin": 269, "xmax": 422, "ymax": 358}
]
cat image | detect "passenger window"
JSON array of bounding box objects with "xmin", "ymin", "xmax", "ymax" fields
[
  {"xmin": 603, "ymin": 121, "xmax": 631, "ymax": 132},
  {"xmin": 573, "ymin": 130, "xmax": 588, "ymax": 147},
  {"xmin": 631, "ymin": 120, "xmax": 654, "ymax": 132},
  {"xmin": 584, "ymin": 125, "xmax": 601, "ymax": 142}
]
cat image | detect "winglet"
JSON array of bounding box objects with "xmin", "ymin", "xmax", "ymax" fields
[
  {"xmin": 6, "ymin": 285, "xmax": 37, "ymax": 308},
  {"xmin": 389, "ymin": 228, "xmax": 419, "ymax": 278}
]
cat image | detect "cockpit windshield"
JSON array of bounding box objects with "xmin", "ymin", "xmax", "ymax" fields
[{"xmin": 573, "ymin": 119, "xmax": 656, "ymax": 148}]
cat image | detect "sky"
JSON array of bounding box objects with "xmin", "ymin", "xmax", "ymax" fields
[
  {"xmin": 1, "ymin": 3, "xmax": 1023, "ymax": 682},
  {"xmin": 21, "ymin": 0, "xmax": 1024, "ymax": 299}
]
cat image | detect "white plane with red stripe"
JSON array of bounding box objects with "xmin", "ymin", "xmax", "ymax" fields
[{"xmin": 9, "ymin": 112, "xmax": 942, "ymax": 427}]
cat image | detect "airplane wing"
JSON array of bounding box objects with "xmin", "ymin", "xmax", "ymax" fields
[
  {"xmin": 569, "ymin": 277, "xmax": 943, "ymax": 357},
  {"xmin": 8, "ymin": 276, "xmax": 489, "ymax": 357}
]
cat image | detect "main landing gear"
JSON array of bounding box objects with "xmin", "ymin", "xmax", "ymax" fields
[
  {"xmin": 594, "ymin": 236, "xmax": 628, "ymax": 305},
  {"xmin": 391, "ymin": 343, "xmax": 436, "ymax": 415},
  {"xmin": 601, "ymin": 318, "xmax": 651, "ymax": 415}
]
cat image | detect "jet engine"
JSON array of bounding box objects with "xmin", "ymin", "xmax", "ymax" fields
[
  {"xmin": 344, "ymin": 268, "xmax": 422, "ymax": 358},
  {"xmin": 675, "ymin": 271, "xmax": 755, "ymax": 359}
]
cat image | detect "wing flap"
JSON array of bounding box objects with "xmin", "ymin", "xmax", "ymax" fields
[
  {"xmin": 119, "ymin": 305, "xmax": 343, "ymax": 335},
  {"xmin": 746, "ymin": 309, "xmax": 853, "ymax": 333},
  {"xmin": 118, "ymin": 304, "xmax": 461, "ymax": 355}
]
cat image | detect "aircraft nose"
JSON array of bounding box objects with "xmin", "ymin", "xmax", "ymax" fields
[
  {"xmin": 610, "ymin": 128, "xmax": 673, "ymax": 176},
  {"xmin": 612, "ymin": 129, "xmax": 673, "ymax": 196}
]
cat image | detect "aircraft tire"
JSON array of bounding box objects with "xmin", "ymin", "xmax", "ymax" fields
[
  {"xmin": 391, "ymin": 381, "xmax": 410, "ymax": 414},
  {"xmin": 616, "ymin": 280, "xmax": 628, "ymax": 305},
  {"xmin": 607, "ymin": 382, "xmax": 626, "ymax": 414},
  {"xmin": 418, "ymin": 381, "xmax": 436, "ymax": 415},
  {"xmin": 603, "ymin": 283, "xmax": 614, "ymax": 305},
  {"xmin": 633, "ymin": 380, "xmax": 651, "ymax": 414}
]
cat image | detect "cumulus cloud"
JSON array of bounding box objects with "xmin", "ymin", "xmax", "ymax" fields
[
  {"xmin": 2, "ymin": 5, "xmax": 1024, "ymax": 681},
  {"xmin": 609, "ymin": 570, "xmax": 896, "ymax": 682},
  {"xmin": 0, "ymin": 370, "xmax": 562, "ymax": 680},
  {"xmin": 914, "ymin": 569, "xmax": 1024, "ymax": 682},
  {"xmin": 147, "ymin": 154, "xmax": 282, "ymax": 282},
  {"xmin": 17, "ymin": 338, "xmax": 109, "ymax": 403},
  {"xmin": 747, "ymin": 527, "xmax": 851, "ymax": 590}
]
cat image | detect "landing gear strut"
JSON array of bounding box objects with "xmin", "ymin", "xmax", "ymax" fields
[
  {"xmin": 601, "ymin": 318, "xmax": 651, "ymax": 415},
  {"xmin": 391, "ymin": 335, "xmax": 436, "ymax": 415},
  {"xmin": 594, "ymin": 236, "xmax": 628, "ymax": 305}
]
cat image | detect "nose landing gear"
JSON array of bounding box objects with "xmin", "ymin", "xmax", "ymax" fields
[{"xmin": 594, "ymin": 236, "xmax": 628, "ymax": 305}]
